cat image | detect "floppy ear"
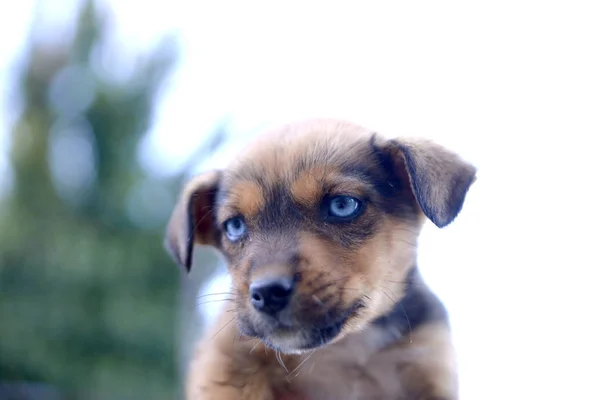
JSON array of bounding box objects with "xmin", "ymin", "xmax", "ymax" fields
[
  {"xmin": 164, "ymin": 171, "xmax": 221, "ymax": 272},
  {"xmin": 386, "ymin": 138, "xmax": 477, "ymax": 228}
]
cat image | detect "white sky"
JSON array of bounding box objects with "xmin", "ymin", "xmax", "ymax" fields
[{"xmin": 2, "ymin": 1, "xmax": 600, "ymax": 399}]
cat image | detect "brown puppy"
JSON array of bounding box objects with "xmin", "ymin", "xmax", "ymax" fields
[{"xmin": 165, "ymin": 119, "xmax": 476, "ymax": 400}]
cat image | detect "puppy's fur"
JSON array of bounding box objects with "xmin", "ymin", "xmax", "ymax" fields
[{"xmin": 165, "ymin": 119, "xmax": 476, "ymax": 400}]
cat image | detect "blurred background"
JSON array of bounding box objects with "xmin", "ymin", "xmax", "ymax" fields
[{"xmin": 0, "ymin": 1, "xmax": 599, "ymax": 399}]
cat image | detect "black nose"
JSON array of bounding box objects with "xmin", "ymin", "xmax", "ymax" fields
[{"xmin": 249, "ymin": 277, "xmax": 294, "ymax": 315}]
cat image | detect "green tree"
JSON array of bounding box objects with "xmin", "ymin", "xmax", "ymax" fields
[{"xmin": 0, "ymin": 1, "xmax": 222, "ymax": 398}]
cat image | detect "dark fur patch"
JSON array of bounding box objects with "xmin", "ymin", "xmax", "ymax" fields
[
  {"xmin": 300, "ymin": 300, "xmax": 366, "ymax": 349},
  {"xmin": 373, "ymin": 266, "xmax": 448, "ymax": 336},
  {"xmin": 338, "ymin": 135, "xmax": 420, "ymax": 220}
]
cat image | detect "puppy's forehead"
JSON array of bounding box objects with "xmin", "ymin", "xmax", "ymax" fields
[{"xmin": 226, "ymin": 119, "xmax": 373, "ymax": 184}]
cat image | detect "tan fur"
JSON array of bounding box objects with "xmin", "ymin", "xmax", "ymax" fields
[
  {"xmin": 225, "ymin": 180, "xmax": 266, "ymax": 218},
  {"xmin": 165, "ymin": 119, "xmax": 476, "ymax": 399},
  {"xmin": 290, "ymin": 167, "xmax": 332, "ymax": 207}
]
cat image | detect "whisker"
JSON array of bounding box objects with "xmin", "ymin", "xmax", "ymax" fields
[
  {"xmin": 379, "ymin": 285, "xmax": 397, "ymax": 304},
  {"xmin": 394, "ymin": 226, "xmax": 419, "ymax": 235},
  {"xmin": 188, "ymin": 206, "xmax": 214, "ymax": 242},
  {"xmin": 397, "ymin": 301, "xmax": 413, "ymax": 344},
  {"xmin": 197, "ymin": 298, "xmax": 234, "ymax": 306},
  {"xmin": 208, "ymin": 317, "xmax": 236, "ymax": 342},
  {"xmin": 276, "ymin": 351, "xmax": 289, "ymax": 373},
  {"xmin": 288, "ymin": 349, "xmax": 316, "ymax": 378},
  {"xmin": 380, "ymin": 284, "xmax": 395, "ymax": 292},
  {"xmin": 312, "ymin": 294, "xmax": 324, "ymax": 307},
  {"xmin": 385, "ymin": 279, "xmax": 427, "ymax": 287},
  {"xmin": 196, "ymin": 292, "xmax": 235, "ymax": 300},
  {"xmin": 249, "ymin": 340, "xmax": 261, "ymax": 354}
]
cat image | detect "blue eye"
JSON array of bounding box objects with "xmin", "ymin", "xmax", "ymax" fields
[
  {"xmin": 328, "ymin": 196, "xmax": 362, "ymax": 219},
  {"xmin": 224, "ymin": 217, "xmax": 247, "ymax": 241}
]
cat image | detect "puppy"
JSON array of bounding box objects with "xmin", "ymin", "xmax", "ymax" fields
[{"xmin": 165, "ymin": 119, "xmax": 476, "ymax": 400}]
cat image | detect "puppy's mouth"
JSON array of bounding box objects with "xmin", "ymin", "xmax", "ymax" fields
[{"xmin": 240, "ymin": 301, "xmax": 365, "ymax": 353}]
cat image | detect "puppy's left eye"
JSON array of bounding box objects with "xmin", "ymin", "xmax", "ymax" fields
[{"xmin": 327, "ymin": 195, "xmax": 362, "ymax": 219}]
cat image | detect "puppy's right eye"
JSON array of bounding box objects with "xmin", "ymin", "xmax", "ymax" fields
[{"xmin": 224, "ymin": 217, "xmax": 247, "ymax": 241}]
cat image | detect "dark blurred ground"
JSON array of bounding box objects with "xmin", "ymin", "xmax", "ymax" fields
[{"xmin": 0, "ymin": 1, "xmax": 221, "ymax": 398}]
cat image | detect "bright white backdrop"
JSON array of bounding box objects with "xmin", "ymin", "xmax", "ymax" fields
[{"xmin": 2, "ymin": 1, "xmax": 599, "ymax": 399}]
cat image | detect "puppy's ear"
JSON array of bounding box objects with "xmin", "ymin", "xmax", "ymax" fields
[
  {"xmin": 382, "ymin": 137, "xmax": 477, "ymax": 228},
  {"xmin": 164, "ymin": 171, "xmax": 221, "ymax": 272}
]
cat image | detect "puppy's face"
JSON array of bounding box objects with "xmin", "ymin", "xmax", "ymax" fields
[{"xmin": 166, "ymin": 120, "xmax": 476, "ymax": 353}]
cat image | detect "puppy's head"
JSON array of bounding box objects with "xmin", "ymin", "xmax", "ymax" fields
[{"xmin": 165, "ymin": 120, "xmax": 476, "ymax": 353}]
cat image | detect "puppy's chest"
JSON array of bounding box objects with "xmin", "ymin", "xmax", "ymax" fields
[{"xmin": 281, "ymin": 334, "xmax": 412, "ymax": 400}]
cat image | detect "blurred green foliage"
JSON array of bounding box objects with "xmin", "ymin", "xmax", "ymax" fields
[{"xmin": 0, "ymin": 1, "xmax": 222, "ymax": 398}]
